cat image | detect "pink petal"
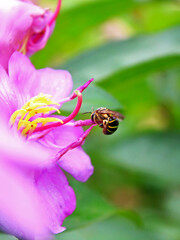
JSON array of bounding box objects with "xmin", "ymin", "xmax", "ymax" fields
[
  {"xmin": 8, "ymin": 52, "xmax": 37, "ymax": 107},
  {"xmin": 60, "ymin": 147, "xmax": 94, "ymax": 182},
  {"xmin": 0, "ymin": 118, "xmax": 76, "ymax": 238},
  {"xmin": 0, "ymin": 118, "xmax": 51, "ymax": 168},
  {"xmin": 44, "ymin": 123, "xmax": 94, "ymax": 182},
  {"xmin": 0, "ymin": 64, "xmax": 18, "ymax": 120},
  {"xmin": 0, "ymin": 0, "xmax": 53, "ymax": 70},
  {"xmin": 36, "ymin": 165, "xmax": 76, "ymax": 234},
  {"xmin": 0, "ymin": 161, "xmax": 52, "ymax": 240},
  {"xmin": 8, "ymin": 52, "xmax": 73, "ymax": 104},
  {"xmin": 37, "ymin": 68, "xmax": 73, "ymax": 101}
]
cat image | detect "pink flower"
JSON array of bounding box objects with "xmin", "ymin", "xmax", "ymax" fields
[
  {"xmin": 0, "ymin": 120, "xmax": 73, "ymax": 239},
  {"xmin": 0, "ymin": 51, "xmax": 95, "ymax": 239},
  {"xmin": 0, "ymin": 0, "xmax": 61, "ymax": 70}
]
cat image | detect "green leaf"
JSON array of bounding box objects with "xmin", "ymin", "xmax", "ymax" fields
[
  {"xmin": 139, "ymin": 208, "xmax": 180, "ymax": 240},
  {"xmin": 61, "ymin": 85, "xmax": 123, "ymax": 113},
  {"xmin": 57, "ymin": 216, "xmax": 166, "ymax": 240},
  {"xmin": 148, "ymin": 67, "xmax": 180, "ymax": 105},
  {"xmin": 137, "ymin": 1, "xmax": 180, "ymax": 33},
  {"xmin": 32, "ymin": 0, "xmax": 149, "ymax": 68},
  {"xmin": 63, "ymin": 179, "xmax": 116, "ymax": 230},
  {"xmin": 61, "ymin": 27, "xmax": 180, "ymax": 89},
  {"xmin": 63, "ymin": 179, "xmax": 142, "ymax": 230},
  {"xmin": 0, "ymin": 234, "xmax": 16, "ymax": 240},
  {"xmin": 60, "ymin": 27, "xmax": 180, "ymax": 113},
  {"xmin": 105, "ymin": 133, "xmax": 180, "ymax": 185},
  {"xmin": 34, "ymin": 1, "xmax": 179, "ymax": 69},
  {"xmin": 164, "ymin": 191, "xmax": 180, "ymax": 223}
]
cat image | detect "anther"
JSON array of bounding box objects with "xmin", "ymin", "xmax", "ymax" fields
[
  {"xmin": 10, "ymin": 93, "xmax": 62, "ymax": 136},
  {"xmin": 33, "ymin": 90, "xmax": 83, "ymax": 133}
]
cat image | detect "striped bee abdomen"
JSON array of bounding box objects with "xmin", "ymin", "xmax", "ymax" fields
[{"xmin": 103, "ymin": 117, "xmax": 119, "ymax": 135}]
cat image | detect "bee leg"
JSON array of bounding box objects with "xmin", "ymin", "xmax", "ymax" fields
[
  {"xmin": 103, "ymin": 119, "xmax": 109, "ymax": 126},
  {"xmin": 99, "ymin": 123, "xmax": 103, "ymax": 128}
]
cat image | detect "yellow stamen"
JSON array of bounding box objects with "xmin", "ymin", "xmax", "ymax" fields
[
  {"xmin": 19, "ymin": 35, "xmax": 29, "ymax": 55},
  {"xmin": 10, "ymin": 109, "xmax": 26, "ymax": 125},
  {"xmin": 24, "ymin": 107, "xmax": 60, "ymax": 122},
  {"xmin": 10, "ymin": 93, "xmax": 63, "ymax": 136}
]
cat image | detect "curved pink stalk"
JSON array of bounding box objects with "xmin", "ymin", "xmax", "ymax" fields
[
  {"xmin": 32, "ymin": 91, "xmax": 82, "ymax": 134},
  {"xmin": 56, "ymin": 124, "xmax": 96, "ymax": 161},
  {"xmin": 48, "ymin": 0, "xmax": 62, "ymax": 26},
  {"xmin": 70, "ymin": 78, "xmax": 94, "ymax": 101},
  {"xmin": 62, "ymin": 92, "xmax": 82, "ymax": 125},
  {"xmin": 58, "ymin": 78, "xmax": 94, "ymax": 105}
]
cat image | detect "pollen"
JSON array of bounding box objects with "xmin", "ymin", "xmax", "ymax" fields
[{"xmin": 10, "ymin": 93, "xmax": 63, "ymax": 135}]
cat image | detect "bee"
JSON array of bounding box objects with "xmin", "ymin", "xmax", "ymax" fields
[{"xmin": 91, "ymin": 107, "xmax": 125, "ymax": 135}]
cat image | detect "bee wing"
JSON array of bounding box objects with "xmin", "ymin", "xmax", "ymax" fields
[
  {"xmin": 99, "ymin": 109, "xmax": 125, "ymax": 120},
  {"xmin": 115, "ymin": 112, "xmax": 125, "ymax": 120}
]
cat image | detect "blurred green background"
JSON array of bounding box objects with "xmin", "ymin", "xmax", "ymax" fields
[{"xmin": 29, "ymin": 0, "xmax": 180, "ymax": 239}]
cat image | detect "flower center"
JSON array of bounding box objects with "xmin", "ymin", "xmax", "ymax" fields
[
  {"xmin": 9, "ymin": 79, "xmax": 94, "ymax": 137},
  {"xmin": 10, "ymin": 93, "xmax": 63, "ymax": 136}
]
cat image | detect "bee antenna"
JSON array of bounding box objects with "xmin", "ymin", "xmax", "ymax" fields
[{"xmin": 82, "ymin": 112, "xmax": 91, "ymax": 115}]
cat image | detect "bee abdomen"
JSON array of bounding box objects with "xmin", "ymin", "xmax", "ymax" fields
[
  {"xmin": 108, "ymin": 118, "xmax": 119, "ymax": 127},
  {"xmin": 103, "ymin": 118, "xmax": 119, "ymax": 135}
]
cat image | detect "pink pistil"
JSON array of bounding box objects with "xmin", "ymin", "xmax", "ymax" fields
[
  {"xmin": 48, "ymin": 0, "xmax": 62, "ymax": 27},
  {"xmin": 32, "ymin": 91, "xmax": 83, "ymax": 134},
  {"xmin": 70, "ymin": 78, "xmax": 94, "ymax": 100},
  {"xmin": 62, "ymin": 92, "xmax": 82, "ymax": 125},
  {"xmin": 58, "ymin": 78, "xmax": 94, "ymax": 105},
  {"xmin": 56, "ymin": 125, "xmax": 96, "ymax": 160}
]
